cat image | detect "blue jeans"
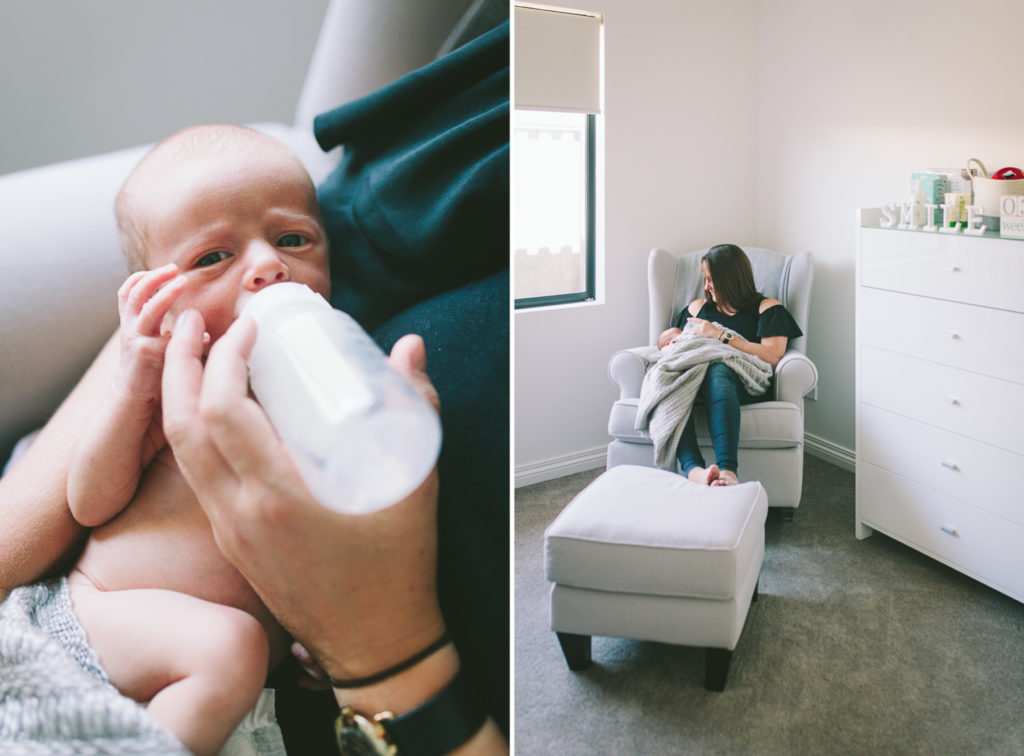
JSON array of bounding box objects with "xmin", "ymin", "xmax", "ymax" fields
[{"xmin": 675, "ymin": 362, "xmax": 761, "ymax": 475}]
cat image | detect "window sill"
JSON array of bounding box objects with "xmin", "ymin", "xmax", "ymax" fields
[{"xmin": 514, "ymin": 297, "xmax": 603, "ymax": 315}]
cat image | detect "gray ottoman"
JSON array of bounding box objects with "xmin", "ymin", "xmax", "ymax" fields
[{"xmin": 544, "ymin": 464, "xmax": 767, "ymax": 691}]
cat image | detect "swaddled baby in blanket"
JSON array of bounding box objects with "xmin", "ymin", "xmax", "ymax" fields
[
  {"xmin": 638, "ymin": 320, "xmax": 774, "ymax": 472},
  {"xmin": 658, "ymin": 319, "xmax": 699, "ymax": 350},
  {"xmin": 56, "ymin": 124, "xmax": 331, "ymax": 756}
]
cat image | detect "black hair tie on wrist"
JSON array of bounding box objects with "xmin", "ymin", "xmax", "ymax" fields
[{"xmin": 330, "ymin": 632, "xmax": 451, "ymax": 689}]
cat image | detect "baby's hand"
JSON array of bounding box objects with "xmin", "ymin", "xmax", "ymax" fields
[
  {"xmin": 658, "ymin": 327, "xmax": 682, "ymax": 350},
  {"xmin": 290, "ymin": 641, "xmax": 331, "ymax": 690},
  {"xmin": 117, "ymin": 264, "xmax": 188, "ymax": 404}
]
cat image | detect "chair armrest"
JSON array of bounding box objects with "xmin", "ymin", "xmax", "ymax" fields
[
  {"xmin": 773, "ymin": 351, "xmax": 818, "ymax": 405},
  {"xmin": 608, "ymin": 346, "xmax": 660, "ymax": 400},
  {"xmin": 0, "ymin": 148, "xmax": 147, "ymax": 463}
]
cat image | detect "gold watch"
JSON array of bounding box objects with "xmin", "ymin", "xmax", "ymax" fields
[
  {"xmin": 334, "ymin": 668, "xmax": 486, "ymax": 756},
  {"xmin": 335, "ymin": 707, "xmax": 397, "ymax": 756}
]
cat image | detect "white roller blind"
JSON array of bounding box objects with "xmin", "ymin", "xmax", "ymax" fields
[{"xmin": 514, "ymin": 4, "xmax": 602, "ymax": 113}]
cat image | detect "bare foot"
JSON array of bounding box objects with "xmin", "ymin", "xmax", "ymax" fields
[
  {"xmin": 687, "ymin": 464, "xmax": 720, "ymax": 485},
  {"xmin": 711, "ymin": 470, "xmax": 739, "ymax": 486}
]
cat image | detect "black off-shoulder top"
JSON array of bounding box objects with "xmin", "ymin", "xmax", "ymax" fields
[{"xmin": 674, "ymin": 299, "xmax": 803, "ymax": 343}]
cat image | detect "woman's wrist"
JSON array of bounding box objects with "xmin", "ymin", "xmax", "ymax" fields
[
  {"xmin": 329, "ymin": 632, "xmax": 452, "ymax": 689},
  {"xmin": 316, "ymin": 594, "xmax": 448, "ymax": 681},
  {"xmin": 332, "ymin": 643, "xmax": 506, "ymax": 755},
  {"xmin": 331, "ymin": 640, "xmax": 460, "ymax": 716}
]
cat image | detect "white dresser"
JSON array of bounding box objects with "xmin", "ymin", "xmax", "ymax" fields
[{"xmin": 855, "ymin": 208, "xmax": 1024, "ymax": 603}]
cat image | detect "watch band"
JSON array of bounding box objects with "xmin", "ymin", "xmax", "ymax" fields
[
  {"xmin": 382, "ymin": 667, "xmax": 487, "ymax": 755},
  {"xmin": 336, "ymin": 667, "xmax": 487, "ymax": 756}
]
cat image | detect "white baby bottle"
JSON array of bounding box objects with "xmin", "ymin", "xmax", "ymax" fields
[{"xmin": 240, "ymin": 282, "xmax": 441, "ymax": 514}]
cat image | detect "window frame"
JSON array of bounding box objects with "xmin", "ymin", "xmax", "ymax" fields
[{"xmin": 513, "ymin": 111, "xmax": 597, "ymax": 309}]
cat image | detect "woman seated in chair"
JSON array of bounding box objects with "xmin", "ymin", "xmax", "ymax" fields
[{"xmin": 657, "ymin": 243, "xmax": 803, "ymax": 486}]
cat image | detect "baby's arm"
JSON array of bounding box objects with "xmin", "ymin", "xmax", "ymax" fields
[
  {"xmin": 0, "ymin": 334, "xmax": 116, "ymax": 596},
  {"xmin": 658, "ymin": 327, "xmax": 682, "ymax": 350},
  {"xmin": 67, "ymin": 265, "xmax": 187, "ymax": 527}
]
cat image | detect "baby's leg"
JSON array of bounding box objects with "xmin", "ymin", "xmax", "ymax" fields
[{"xmin": 69, "ymin": 575, "xmax": 269, "ymax": 756}]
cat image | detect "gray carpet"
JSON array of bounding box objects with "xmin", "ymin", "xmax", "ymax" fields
[{"xmin": 514, "ymin": 456, "xmax": 1024, "ymax": 755}]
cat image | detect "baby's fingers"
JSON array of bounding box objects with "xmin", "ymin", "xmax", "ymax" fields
[
  {"xmin": 119, "ymin": 264, "xmax": 178, "ymax": 316},
  {"xmin": 291, "ymin": 642, "xmax": 331, "ymax": 689},
  {"xmin": 136, "ymin": 275, "xmax": 188, "ymax": 336},
  {"xmin": 117, "ymin": 271, "xmax": 149, "ymax": 320},
  {"xmin": 119, "ymin": 265, "xmax": 187, "ymax": 336}
]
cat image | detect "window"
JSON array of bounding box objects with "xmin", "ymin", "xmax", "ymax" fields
[
  {"xmin": 513, "ymin": 110, "xmax": 595, "ymax": 306},
  {"xmin": 513, "ymin": 4, "xmax": 602, "ymax": 309}
]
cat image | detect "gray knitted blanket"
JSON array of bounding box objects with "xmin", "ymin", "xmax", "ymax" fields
[
  {"xmin": 635, "ymin": 332, "xmax": 773, "ymax": 470},
  {"xmin": 0, "ymin": 578, "xmax": 188, "ymax": 755}
]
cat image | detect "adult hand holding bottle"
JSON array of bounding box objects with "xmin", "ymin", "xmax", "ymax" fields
[{"xmin": 162, "ymin": 309, "xmax": 506, "ymax": 754}]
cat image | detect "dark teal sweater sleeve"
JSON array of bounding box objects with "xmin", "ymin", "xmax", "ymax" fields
[{"xmin": 314, "ymin": 21, "xmax": 509, "ymax": 333}]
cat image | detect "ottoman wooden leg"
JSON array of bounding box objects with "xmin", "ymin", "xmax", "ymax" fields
[
  {"xmin": 556, "ymin": 632, "xmax": 592, "ymax": 670},
  {"xmin": 779, "ymin": 507, "xmax": 795, "ymax": 522},
  {"xmin": 704, "ymin": 648, "xmax": 733, "ymax": 692}
]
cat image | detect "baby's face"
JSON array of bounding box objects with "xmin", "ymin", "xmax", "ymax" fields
[{"xmin": 140, "ymin": 145, "xmax": 330, "ymax": 345}]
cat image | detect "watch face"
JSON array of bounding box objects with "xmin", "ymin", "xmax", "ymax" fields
[{"xmin": 336, "ymin": 709, "xmax": 396, "ymax": 756}]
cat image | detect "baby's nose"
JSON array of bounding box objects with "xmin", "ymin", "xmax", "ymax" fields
[{"xmin": 245, "ymin": 244, "xmax": 290, "ymax": 289}]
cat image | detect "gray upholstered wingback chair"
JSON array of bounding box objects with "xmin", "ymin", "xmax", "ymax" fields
[{"xmin": 606, "ymin": 246, "xmax": 818, "ymax": 518}]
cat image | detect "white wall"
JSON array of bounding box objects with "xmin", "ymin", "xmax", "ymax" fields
[
  {"xmin": 0, "ymin": 0, "xmax": 330, "ymax": 175},
  {"xmin": 515, "ymin": 0, "xmax": 759, "ymax": 482},
  {"xmin": 515, "ymin": 0, "xmax": 1024, "ymax": 483},
  {"xmin": 753, "ymin": 0, "xmax": 1024, "ymax": 453}
]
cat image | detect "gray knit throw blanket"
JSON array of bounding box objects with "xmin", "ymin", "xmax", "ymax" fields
[
  {"xmin": 635, "ymin": 332, "xmax": 773, "ymax": 470},
  {"xmin": 0, "ymin": 578, "xmax": 188, "ymax": 755}
]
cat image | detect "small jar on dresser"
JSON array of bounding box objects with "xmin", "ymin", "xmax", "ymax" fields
[{"xmin": 855, "ymin": 207, "xmax": 1024, "ymax": 604}]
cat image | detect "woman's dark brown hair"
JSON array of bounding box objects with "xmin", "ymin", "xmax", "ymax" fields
[{"xmin": 702, "ymin": 243, "xmax": 762, "ymax": 312}]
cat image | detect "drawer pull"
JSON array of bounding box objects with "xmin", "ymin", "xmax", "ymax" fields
[
  {"xmin": 944, "ymin": 396, "xmax": 961, "ymax": 406},
  {"xmin": 945, "ymin": 330, "xmax": 961, "ymax": 340},
  {"xmin": 940, "ymin": 524, "xmax": 959, "ymax": 537},
  {"xmin": 941, "ymin": 265, "xmax": 961, "ymax": 273},
  {"xmin": 940, "ymin": 460, "xmax": 960, "ymax": 471}
]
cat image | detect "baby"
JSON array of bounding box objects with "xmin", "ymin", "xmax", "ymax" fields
[
  {"xmin": 657, "ymin": 320, "xmax": 698, "ymax": 350},
  {"xmin": 66, "ymin": 124, "xmax": 331, "ymax": 755}
]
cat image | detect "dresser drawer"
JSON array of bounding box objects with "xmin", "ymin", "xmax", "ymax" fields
[
  {"xmin": 860, "ymin": 227, "xmax": 1024, "ymax": 312},
  {"xmin": 860, "ymin": 346, "xmax": 1024, "ymax": 454},
  {"xmin": 857, "ymin": 463, "xmax": 1024, "ymax": 601},
  {"xmin": 858, "ymin": 288, "xmax": 1024, "ymax": 385},
  {"xmin": 858, "ymin": 404, "xmax": 1024, "ymax": 527}
]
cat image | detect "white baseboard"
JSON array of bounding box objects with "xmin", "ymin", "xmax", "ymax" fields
[
  {"xmin": 804, "ymin": 432, "xmax": 855, "ymax": 472},
  {"xmin": 514, "ymin": 446, "xmax": 606, "ymax": 488},
  {"xmin": 514, "ymin": 434, "xmax": 855, "ymax": 488}
]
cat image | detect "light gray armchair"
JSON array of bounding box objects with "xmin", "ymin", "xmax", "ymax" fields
[{"xmin": 606, "ymin": 246, "xmax": 817, "ymax": 519}]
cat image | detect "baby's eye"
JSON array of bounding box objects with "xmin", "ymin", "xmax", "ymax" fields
[
  {"xmin": 277, "ymin": 234, "xmax": 309, "ymax": 248},
  {"xmin": 196, "ymin": 251, "xmax": 231, "ymax": 268}
]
